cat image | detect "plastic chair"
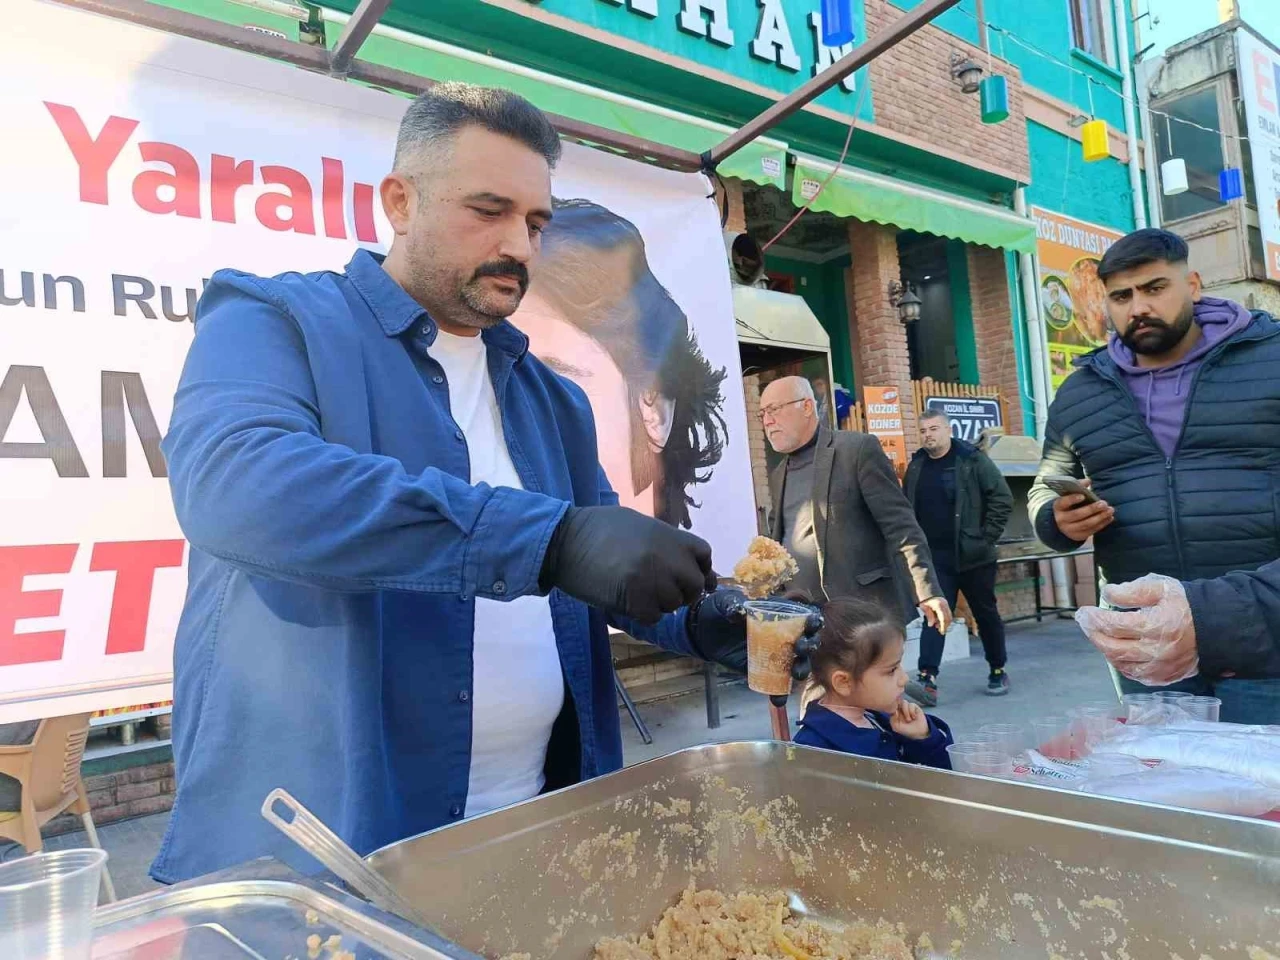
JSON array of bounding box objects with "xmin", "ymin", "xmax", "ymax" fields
[{"xmin": 0, "ymin": 714, "xmax": 116, "ymax": 901}]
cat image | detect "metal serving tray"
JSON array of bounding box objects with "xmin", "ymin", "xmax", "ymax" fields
[
  {"xmin": 367, "ymin": 741, "xmax": 1280, "ymax": 959},
  {"xmin": 91, "ymin": 863, "xmax": 478, "ymax": 960}
]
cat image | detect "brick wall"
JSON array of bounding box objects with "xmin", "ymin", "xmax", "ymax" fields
[
  {"xmin": 848, "ymin": 220, "xmax": 920, "ymax": 449},
  {"xmin": 742, "ymin": 374, "xmax": 771, "ymax": 533},
  {"xmin": 45, "ymin": 756, "xmax": 175, "ymax": 837},
  {"xmin": 967, "ymin": 245, "xmax": 1024, "ymax": 436},
  {"xmin": 866, "ymin": 0, "xmax": 1030, "ymax": 183}
]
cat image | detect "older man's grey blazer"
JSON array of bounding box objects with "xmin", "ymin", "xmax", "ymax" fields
[{"xmin": 769, "ymin": 427, "xmax": 940, "ymax": 616}]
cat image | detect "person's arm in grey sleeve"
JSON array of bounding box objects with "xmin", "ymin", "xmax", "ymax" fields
[
  {"xmin": 857, "ymin": 439, "xmax": 941, "ymax": 603},
  {"xmin": 1185, "ymin": 559, "xmax": 1280, "ymax": 678},
  {"xmin": 163, "ymin": 273, "xmax": 567, "ymax": 599},
  {"xmin": 1026, "ymin": 411, "xmax": 1085, "ymax": 553},
  {"xmin": 977, "ymin": 453, "xmax": 1013, "ymax": 543}
]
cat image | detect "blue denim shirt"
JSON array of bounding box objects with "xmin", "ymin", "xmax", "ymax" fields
[{"xmin": 151, "ymin": 250, "xmax": 694, "ymax": 883}]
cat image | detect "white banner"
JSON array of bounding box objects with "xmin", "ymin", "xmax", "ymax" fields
[
  {"xmin": 0, "ymin": 0, "xmax": 754, "ymax": 722},
  {"xmin": 1238, "ymin": 30, "xmax": 1280, "ymax": 282}
]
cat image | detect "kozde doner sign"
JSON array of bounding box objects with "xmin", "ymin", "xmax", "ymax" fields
[
  {"xmin": 863, "ymin": 386, "xmax": 907, "ymax": 475},
  {"xmin": 1, "ymin": 1, "xmax": 753, "ymax": 721}
]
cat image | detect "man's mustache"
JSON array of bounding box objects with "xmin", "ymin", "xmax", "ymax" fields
[
  {"xmin": 472, "ymin": 260, "xmax": 529, "ymax": 293},
  {"xmin": 1125, "ymin": 318, "xmax": 1169, "ymax": 335}
]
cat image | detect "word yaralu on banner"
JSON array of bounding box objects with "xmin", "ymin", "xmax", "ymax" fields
[{"xmin": 1, "ymin": 0, "xmax": 755, "ymax": 721}]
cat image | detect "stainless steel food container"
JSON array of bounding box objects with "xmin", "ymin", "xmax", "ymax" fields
[
  {"xmin": 90, "ymin": 860, "xmax": 481, "ymax": 959},
  {"xmin": 368, "ymin": 741, "xmax": 1280, "ymax": 959}
]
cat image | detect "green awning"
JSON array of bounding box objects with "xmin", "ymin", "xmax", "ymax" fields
[
  {"xmin": 791, "ymin": 156, "xmax": 1037, "ymax": 254},
  {"xmin": 323, "ymin": 11, "xmax": 788, "ymax": 188}
]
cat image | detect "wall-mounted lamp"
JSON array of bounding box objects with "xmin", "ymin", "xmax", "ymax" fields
[
  {"xmin": 950, "ymin": 53, "xmax": 984, "ymax": 95},
  {"xmin": 889, "ymin": 280, "xmax": 922, "ymax": 324}
]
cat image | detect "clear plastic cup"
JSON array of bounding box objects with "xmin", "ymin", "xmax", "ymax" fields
[
  {"xmin": 1069, "ymin": 705, "xmax": 1121, "ymax": 757},
  {"xmin": 1121, "ymin": 693, "xmax": 1158, "ymax": 722},
  {"xmin": 950, "ymin": 749, "xmax": 1014, "ymax": 777},
  {"xmin": 1030, "ymin": 716, "xmax": 1072, "ymax": 759},
  {"xmin": 1078, "ymin": 699, "xmax": 1126, "ymax": 721},
  {"xmin": 743, "ymin": 600, "xmax": 809, "ymax": 696},
  {"xmin": 1156, "ymin": 691, "xmax": 1194, "ymax": 704},
  {"xmin": 978, "ymin": 723, "xmax": 1028, "ymax": 757},
  {"xmin": 0, "ymin": 848, "xmax": 107, "ymax": 960},
  {"xmin": 1183, "ymin": 696, "xmax": 1221, "ymax": 722}
]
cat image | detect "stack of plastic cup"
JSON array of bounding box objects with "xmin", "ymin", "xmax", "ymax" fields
[
  {"xmin": 1183, "ymin": 696, "xmax": 1221, "ymax": 722},
  {"xmin": 0, "ymin": 849, "xmax": 107, "ymax": 960},
  {"xmin": 1029, "ymin": 716, "xmax": 1072, "ymax": 759}
]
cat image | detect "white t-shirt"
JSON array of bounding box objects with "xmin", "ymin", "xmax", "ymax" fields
[{"xmin": 428, "ymin": 330, "xmax": 565, "ymax": 818}]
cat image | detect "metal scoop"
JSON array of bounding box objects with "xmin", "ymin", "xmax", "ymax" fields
[{"xmin": 261, "ymin": 788, "xmax": 439, "ymax": 935}]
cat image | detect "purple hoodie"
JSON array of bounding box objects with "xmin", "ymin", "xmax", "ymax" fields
[{"xmin": 1106, "ymin": 296, "xmax": 1253, "ymax": 457}]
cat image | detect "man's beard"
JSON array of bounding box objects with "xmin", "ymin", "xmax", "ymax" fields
[
  {"xmin": 403, "ymin": 251, "xmax": 530, "ymax": 331},
  {"xmin": 456, "ymin": 259, "xmax": 530, "ymax": 328},
  {"xmin": 1119, "ymin": 300, "xmax": 1195, "ymax": 356}
]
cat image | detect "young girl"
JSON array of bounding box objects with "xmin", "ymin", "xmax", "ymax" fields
[{"xmin": 793, "ymin": 597, "xmax": 954, "ymax": 769}]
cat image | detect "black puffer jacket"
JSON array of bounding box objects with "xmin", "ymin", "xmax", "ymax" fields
[{"xmin": 1028, "ymin": 311, "xmax": 1280, "ymax": 586}]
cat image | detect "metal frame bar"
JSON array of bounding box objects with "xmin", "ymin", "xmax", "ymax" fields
[
  {"xmin": 49, "ymin": 0, "xmax": 705, "ymax": 171},
  {"xmin": 57, "ymin": 0, "xmax": 965, "ymax": 176},
  {"xmin": 704, "ymin": 0, "xmax": 963, "ymax": 166},
  {"xmin": 328, "ymin": 0, "xmax": 392, "ymax": 77}
]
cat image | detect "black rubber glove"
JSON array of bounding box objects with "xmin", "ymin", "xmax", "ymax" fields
[
  {"xmin": 688, "ymin": 591, "xmax": 824, "ymax": 678},
  {"xmin": 539, "ymin": 506, "xmax": 716, "ymax": 624}
]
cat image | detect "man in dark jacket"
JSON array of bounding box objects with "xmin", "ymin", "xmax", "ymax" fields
[
  {"xmin": 1075, "ymin": 561, "xmax": 1280, "ymax": 719},
  {"xmin": 761, "ymin": 377, "xmax": 949, "ymax": 630},
  {"xmin": 1028, "ymin": 228, "xmax": 1280, "ymax": 723},
  {"xmin": 904, "ymin": 411, "xmax": 1014, "ymax": 703}
]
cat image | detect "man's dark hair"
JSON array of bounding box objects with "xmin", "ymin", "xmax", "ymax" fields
[
  {"xmin": 394, "ymin": 82, "xmax": 562, "ymax": 171},
  {"xmin": 531, "ymin": 198, "xmax": 727, "ymax": 530},
  {"xmin": 1097, "ymin": 228, "xmax": 1189, "ymax": 283}
]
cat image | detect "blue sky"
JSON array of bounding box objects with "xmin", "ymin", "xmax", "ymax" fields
[{"xmin": 1139, "ymin": 0, "xmax": 1279, "ymax": 57}]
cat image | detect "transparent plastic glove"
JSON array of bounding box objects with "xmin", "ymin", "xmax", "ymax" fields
[{"xmin": 1073, "ymin": 574, "xmax": 1199, "ymax": 685}]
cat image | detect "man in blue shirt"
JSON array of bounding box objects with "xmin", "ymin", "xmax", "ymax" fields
[{"xmin": 152, "ymin": 83, "xmax": 778, "ymax": 883}]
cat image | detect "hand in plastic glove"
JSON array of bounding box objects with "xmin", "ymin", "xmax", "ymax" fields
[
  {"xmin": 1074, "ymin": 574, "xmax": 1199, "ymax": 685},
  {"xmin": 687, "ymin": 590, "xmax": 824, "ymax": 679},
  {"xmin": 920, "ymin": 596, "xmax": 953, "ymax": 635},
  {"xmin": 539, "ymin": 506, "xmax": 716, "ymax": 624}
]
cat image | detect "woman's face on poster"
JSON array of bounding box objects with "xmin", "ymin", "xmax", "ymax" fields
[{"xmin": 513, "ymin": 291, "xmax": 657, "ymax": 517}]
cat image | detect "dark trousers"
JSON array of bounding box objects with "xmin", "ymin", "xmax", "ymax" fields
[{"xmin": 918, "ymin": 554, "xmax": 1006, "ymax": 676}]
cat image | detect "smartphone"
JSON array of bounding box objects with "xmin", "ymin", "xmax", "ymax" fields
[{"xmin": 1041, "ymin": 474, "xmax": 1100, "ymax": 504}]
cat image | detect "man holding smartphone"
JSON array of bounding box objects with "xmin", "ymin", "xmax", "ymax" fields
[{"xmin": 1027, "ymin": 228, "xmax": 1280, "ymax": 723}]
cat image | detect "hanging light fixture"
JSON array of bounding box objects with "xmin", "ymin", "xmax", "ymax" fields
[
  {"xmin": 1160, "ymin": 117, "xmax": 1188, "ymax": 195},
  {"xmin": 1080, "ymin": 80, "xmax": 1109, "ymax": 162},
  {"xmin": 950, "ymin": 53, "xmax": 984, "ymax": 95},
  {"xmin": 820, "ymin": 0, "xmax": 855, "ymax": 46},
  {"xmin": 980, "ymin": 75, "xmax": 1009, "ymax": 123},
  {"xmin": 1161, "ymin": 158, "xmax": 1189, "ymax": 195},
  {"xmin": 977, "ymin": 34, "xmax": 1008, "ymax": 124},
  {"xmin": 1219, "ymin": 167, "xmax": 1244, "ymax": 201},
  {"xmin": 889, "ymin": 280, "xmax": 922, "ymax": 324}
]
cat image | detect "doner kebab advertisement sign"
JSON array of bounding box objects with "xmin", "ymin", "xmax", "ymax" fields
[
  {"xmin": 1030, "ymin": 207, "xmax": 1125, "ymax": 391},
  {"xmin": 1238, "ymin": 29, "xmax": 1280, "ymax": 282},
  {"xmin": 0, "ymin": 0, "xmax": 755, "ymax": 722}
]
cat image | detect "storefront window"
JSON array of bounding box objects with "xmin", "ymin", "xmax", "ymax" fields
[{"xmin": 1153, "ymin": 87, "xmax": 1226, "ymax": 223}]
